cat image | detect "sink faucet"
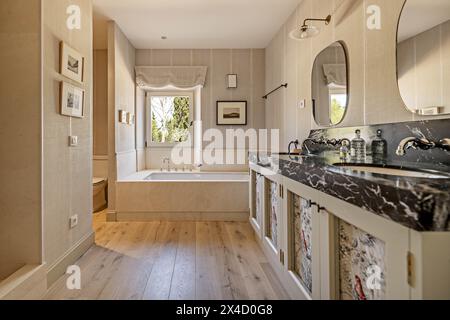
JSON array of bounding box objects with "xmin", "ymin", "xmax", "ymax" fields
[
  {"xmin": 288, "ymin": 140, "xmax": 300, "ymax": 155},
  {"xmin": 396, "ymin": 137, "xmax": 450, "ymax": 156},
  {"xmin": 302, "ymin": 137, "xmax": 350, "ymax": 155}
]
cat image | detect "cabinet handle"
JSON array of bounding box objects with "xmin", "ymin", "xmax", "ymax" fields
[{"xmin": 307, "ymin": 200, "xmax": 326, "ymax": 213}]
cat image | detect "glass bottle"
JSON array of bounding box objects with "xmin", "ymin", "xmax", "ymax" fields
[
  {"xmin": 351, "ymin": 129, "xmax": 366, "ymax": 162},
  {"xmin": 372, "ymin": 129, "xmax": 387, "ymax": 163},
  {"xmin": 340, "ymin": 140, "xmax": 350, "ymax": 162}
]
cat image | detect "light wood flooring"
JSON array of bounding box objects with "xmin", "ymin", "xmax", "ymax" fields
[{"xmin": 44, "ymin": 212, "xmax": 289, "ymax": 300}]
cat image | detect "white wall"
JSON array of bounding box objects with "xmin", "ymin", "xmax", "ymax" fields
[
  {"xmin": 107, "ymin": 22, "xmax": 138, "ymax": 219},
  {"xmin": 42, "ymin": 0, "xmax": 94, "ymax": 279},
  {"xmin": 265, "ymin": 0, "xmax": 450, "ymax": 149}
]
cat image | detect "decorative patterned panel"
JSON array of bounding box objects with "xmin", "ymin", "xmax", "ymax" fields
[
  {"xmin": 266, "ymin": 180, "xmax": 278, "ymax": 248},
  {"xmin": 293, "ymin": 194, "xmax": 313, "ymax": 294},
  {"xmin": 339, "ymin": 220, "xmax": 387, "ymax": 300},
  {"xmin": 255, "ymin": 174, "xmax": 263, "ymax": 227}
]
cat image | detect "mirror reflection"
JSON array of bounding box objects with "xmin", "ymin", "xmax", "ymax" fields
[
  {"xmin": 397, "ymin": 0, "xmax": 450, "ymax": 115},
  {"xmin": 312, "ymin": 41, "xmax": 348, "ymax": 127}
]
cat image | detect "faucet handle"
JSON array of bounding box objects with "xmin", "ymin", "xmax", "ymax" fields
[{"xmin": 438, "ymin": 138, "xmax": 450, "ymax": 151}]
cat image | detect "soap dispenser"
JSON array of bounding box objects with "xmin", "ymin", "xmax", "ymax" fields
[
  {"xmin": 351, "ymin": 129, "xmax": 366, "ymax": 162},
  {"xmin": 372, "ymin": 129, "xmax": 387, "ymax": 163}
]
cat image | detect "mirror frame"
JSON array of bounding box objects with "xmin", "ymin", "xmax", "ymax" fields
[{"xmin": 311, "ymin": 40, "xmax": 350, "ymax": 127}]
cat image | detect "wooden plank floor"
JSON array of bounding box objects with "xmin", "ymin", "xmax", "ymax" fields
[{"xmin": 44, "ymin": 212, "xmax": 290, "ymax": 300}]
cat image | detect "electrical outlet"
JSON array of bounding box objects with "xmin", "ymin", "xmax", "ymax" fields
[
  {"xmin": 69, "ymin": 215, "xmax": 78, "ymax": 229},
  {"xmin": 69, "ymin": 136, "xmax": 78, "ymax": 147},
  {"xmin": 298, "ymin": 99, "xmax": 306, "ymax": 109}
]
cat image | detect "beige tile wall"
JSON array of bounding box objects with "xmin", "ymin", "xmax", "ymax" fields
[
  {"xmin": 265, "ymin": 0, "xmax": 450, "ymax": 149},
  {"xmin": 42, "ymin": 0, "xmax": 93, "ymax": 268},
  {"xmin": 135, "ymin": 49, "xmax": 266, "ymax": 169},
  {"xmin": 0, "ymin": 0, "xmax": 43, "ymax": 280}
]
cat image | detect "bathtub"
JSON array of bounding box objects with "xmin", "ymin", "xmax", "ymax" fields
[{"xmin": 115, "ymin": 171, "xmax": 250, "ymax": 222}]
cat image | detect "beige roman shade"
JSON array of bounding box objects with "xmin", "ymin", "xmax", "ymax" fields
[
  {"xmin": 323, "ymin": 64, "xmax": 346, "ymax": 87},
  {"xmin": 135, "ymin": 66, "xmax": 208, "ymax": 89}
]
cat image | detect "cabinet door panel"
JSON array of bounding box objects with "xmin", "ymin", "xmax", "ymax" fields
[
  {"xmin": 283, "ymin": 178, "xmax": 321, "ymax": 300},
  {"xmin": 266, "ymin": 179, "xmax": 279, "ymax": 249},
  {"xmin": 292, "ymin": 194, "xmax": 313, "ymax": 294},
  {"xmin": 319, "ymin": 192, "xmax": 410, "ymax": 300},
  {"xmin": 338, "ymin": 220, "xmax": 386, "ymax": 300},
  {"xmin": 249, "ymin": 169, "xmax": 263, "ymax": 237}
]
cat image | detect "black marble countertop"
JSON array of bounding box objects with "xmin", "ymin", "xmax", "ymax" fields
[{"xmin": 249, "ymin": 152, "xmax": 450, "ymax": 232}]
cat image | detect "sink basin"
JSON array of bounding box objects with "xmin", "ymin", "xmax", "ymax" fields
[{"xmin": 333, "ymin": 164, "xmax": 450, "ymax": 179}]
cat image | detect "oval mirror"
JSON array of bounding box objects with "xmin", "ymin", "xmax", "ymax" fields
[
  {"xmin": 397, "ymin": 0, "xmax": 450, "ymax": 115},
  {"xmin": 312, "ymin": 41, "xmax": 349, "ymax": 126}
]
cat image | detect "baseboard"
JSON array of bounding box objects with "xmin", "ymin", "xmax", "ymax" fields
[
  {"xmin": 106, "ymin": 210, "xmax": 117, "ymax": 222},
  {"xmin": 46, "ymin": 232, "xmax": 95, "ymax": 288},
  {"xmin": 116, "ymin": 211, "xmax": 250, "ymax": 222},
  {"xmin": 0, "ymin": 264, "xmax": 47, "ymax": 300}
]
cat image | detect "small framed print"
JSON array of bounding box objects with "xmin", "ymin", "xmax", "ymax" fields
[
  {"xmin": 217, "ymin": 101, "xmax": 247, "ymax": 126},
  {"xmin": 119, "ymin": 110, "xmax": 128, "ymax": 124},
  {"xmin": 60, "ymin": 82, "xmax": 84, "ymax": 118},
  {"xmin": 126, "ymin": 112, "xmax": 135, "ymax": 125},
  {"xmin": 227, "ymin": 74, "xmax": 238, "ymax": 89},
  {"xmin": 60, "ymin": 42, "xmax": 84, "ymax": 84}
]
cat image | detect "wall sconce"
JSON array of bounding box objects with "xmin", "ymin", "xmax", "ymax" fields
[{"xmin": 289, "ymin": 15, "xmax": 332, "ymax": 40}]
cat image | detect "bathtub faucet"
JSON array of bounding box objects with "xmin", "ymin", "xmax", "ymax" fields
[{"xmin": 162, "ymin": 158, "xmax": 171, "ymax": 172}]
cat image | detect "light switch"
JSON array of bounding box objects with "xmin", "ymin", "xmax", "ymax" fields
[
  {"xmin": 69, "ymin": 215, "xmax": 78, "ymax": 229},
  {"xmin": 69, "ymin": 136, "xmax": 78, "ymax": 147},
  {"xmin": 298, "ymin": 99, "xmax": 306, "ymax": 109}
]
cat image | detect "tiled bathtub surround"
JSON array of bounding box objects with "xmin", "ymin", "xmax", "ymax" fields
[{"xmin": 249, "ymin": 119, "xmax": 450, "ymax": 232}]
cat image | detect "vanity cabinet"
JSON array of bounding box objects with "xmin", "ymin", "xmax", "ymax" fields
[{"xmin": 249, "ymin": 165, "xmax": 450, "ymax": 300}]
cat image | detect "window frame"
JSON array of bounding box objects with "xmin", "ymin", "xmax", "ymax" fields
[
  {"xmin": 328, "ymin": 86, "xmax": 347, "ymax": 126},
  {"xmin": 146, "ymin": 91, "xmax": 195, "ymax": 148}
]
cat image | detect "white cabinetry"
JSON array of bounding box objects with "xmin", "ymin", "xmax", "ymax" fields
[{"xmin": 249, "ymin": 165, "xmax": 450, "ymax": 300}]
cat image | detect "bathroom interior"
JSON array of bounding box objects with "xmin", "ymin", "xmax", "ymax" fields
[{"xmin": 0, "ymin": 0, "xmax": 449, "ymax": 301}]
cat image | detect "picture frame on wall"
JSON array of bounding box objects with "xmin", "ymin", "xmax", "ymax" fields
[
  {"xmin": 119, "ymin": 110, "xmax": 128, "ymax": 124},
  {"xmin": 216, "ymin": 101, "xmax": 247, "ymax": 126},
  {"xmin": 60, "ymin": 42, "xmax": 84, "ymax": 84},
  {"xmin": 227, "ymin": 74, "xmax": 238, "ymax": 89},
  {"xmin": 60, "ymin": 82, "xmax": 84, "ymax": 118},
  {"xmin": 126, "ymin": 112, "xmax": 135, "ymax": 125}
]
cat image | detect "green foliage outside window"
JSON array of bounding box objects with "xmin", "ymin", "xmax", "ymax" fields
[
  {"xmin": 151, "ymin": 96, "xmax": 190, "ymax": 143},
  {"xmin": 330, "ymin": 96, "xmax": 346, "ymax": 125}
]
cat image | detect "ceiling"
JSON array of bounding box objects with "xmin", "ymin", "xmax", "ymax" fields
[
  {"xmin": 398, "ymin": 0, "xmax": 450, "ymax": 42},
  {"xmin": 93, "ymin": 0, "xmax": 301, "ymax": 49}
]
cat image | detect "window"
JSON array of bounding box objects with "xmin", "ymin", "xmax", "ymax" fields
[
  {"xmin": 147, "ymin": 92, "xmax": 194, "ymax": 146},
  {"xmin": 329, "ymin": 87, "xmax": 347, "ymax": 125}
]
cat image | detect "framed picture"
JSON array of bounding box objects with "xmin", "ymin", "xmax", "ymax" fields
[
  {"xmin": 119, "ymin": 110, "xmax": 128, "ymax": 124},
  {"xmin": 60, "ymin": 82, "xmax": 84, "ymax": 118},
  {"xmin": 227, "ymin": 74, "xmax": 238, "ymax": 89},
  {"xmin": 217, "ymin": 101, "xmax": 247, "ymax": 125},
  {"xmin": 126, "ymin": 112, "xmax": 135, "ymax": 125},
  {"xmin": 60, "ymin": 42, "xmax": 84, "ymax": 84}
]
